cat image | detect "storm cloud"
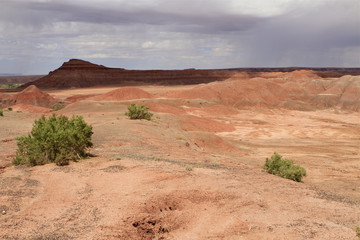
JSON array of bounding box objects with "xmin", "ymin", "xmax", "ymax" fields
[{"xmin": 0, "ymin": 0, "xmax": 359, "ymax": 74}]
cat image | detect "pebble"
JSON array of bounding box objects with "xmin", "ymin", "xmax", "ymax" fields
[{"xmin": 2, "ymin": 210, "xmax": 6, "ymax": 215}]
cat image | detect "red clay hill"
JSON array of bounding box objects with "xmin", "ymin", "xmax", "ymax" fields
[
  {"xmin": 164, "ymin": 73, "xmax": 360, "ymax": 111},
  {"xmin": 0, "ymin": 85, "xmax": 61, "ymax": 110},
  {"xmin": 89, "ymin": 87, "xmax": 154, "ymax": 101}
]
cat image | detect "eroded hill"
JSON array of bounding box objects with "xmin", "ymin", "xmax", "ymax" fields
[{"xmin": 0, "ymin": 62, "xmax": 359, "ymax": 239}]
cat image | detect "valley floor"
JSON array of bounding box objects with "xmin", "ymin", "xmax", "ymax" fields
[{"xmin": 0, "ymin": 85, "xmax": 359, "ymax": 239}]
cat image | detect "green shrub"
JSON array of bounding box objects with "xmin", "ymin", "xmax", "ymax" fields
[
  {"xmin": 263, "ymin": 152, "xmax": 306, "ymax": 182},
  {"xmin": 209, "ymin": 161, "xmax": 221, "ymax": 167},
  {"xmin": 125, "ymin": 103, "xmax": 153, "ymax": 120},
  {"xmin": 13, "ymin": 114, "xmax": 93, "ymax": 166},
  {"xmin": 185, "ymin": 165, "xmax": 193, "ymax": 171},
  {"xmin": 51, "ymin": 104, "xmax": 65, "ymax": 112},
  {"xmin": 7, "ymin": 107, "xmax": 12, "ymax": 111},
  {"xmin": 0, "ymin": 109, "xmax": 3, "ymax": 117},
  {"xmin": 0, "ymin": 83, "xmax": 21, "ymax": 89}
]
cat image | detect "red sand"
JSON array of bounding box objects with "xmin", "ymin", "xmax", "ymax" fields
[
  {"xmin": 179, "ymin": 115, "xmax": 235, "ymax": 132},
  {"xmin": 65, "ymin": 94, "xmax": 99, "ymax": 103},
  {"xmin": 10, "ymin": 103, "xmax": 51, "ymax": 113},
  {"xmin": 147, "ymin": 102, "xmax": 187, "ymax": 115},
  {"xmin": 1, "ymin": 78, "xmax": 360, "ymax": 239},
  {"xmin": 89, "ymin": 87, "xmax": 154, "ymax": 101}
]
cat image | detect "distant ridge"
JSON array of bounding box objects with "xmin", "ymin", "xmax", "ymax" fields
[
  {"xmin": 219, "ymin": 67, "xmax": 360, "ymax": 78},
  {"xmin": 0, "ymin": 75, "xmax": 44, "ymax": 85},
  {"xmin": 17, "ymin": 59, "xmax": 360, "ymax": 90},
  {"xmin": 0, "ymin": 73, "xmax": 20, "ymax": 76}
]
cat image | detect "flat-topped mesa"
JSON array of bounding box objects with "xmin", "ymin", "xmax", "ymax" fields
[{"xmin": 18, "ymin": 59, "xmax": 236, "ymax": 90}]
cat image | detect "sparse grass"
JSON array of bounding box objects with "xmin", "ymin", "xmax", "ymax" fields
[
  {"xmin": 0, "ymin": 83, "xmax": 21, "ymax": 89},
  {"xmin": 114, "ymin": 155, "xmax": 121, "ymax": 160},
  {"xmin": 115, "ymin": 153, "xmax": 226, "ymax": 171},
  {"xmin": 151, "ymin": 119, "xmax": 161, "ymax": 124},
  {"xmin": 209, "ymin": 161, "xmax": 221, "ymax": 167},
  {"xmin": 263, "ymin": 152, "xmax": 306, "ymax": 182},
  {"xmin": 185, "ymin": 165, "xmax": 193, "ymax": 171},
  {"xmin": 51, "ymin": 104, "xmax": 65, "ymax": 112},
  {"xmin": 356, "ymin": 226, "xmax": 360, "ymax": 239},
  {"xmin": 195, "ymin": 163, "xmax": 202, "ymax": 168}
]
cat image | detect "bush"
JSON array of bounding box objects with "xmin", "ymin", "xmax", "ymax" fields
[
  {"xmin": 125, "ymin": 103, "xmax": 153, "ymax": 120},
  {"xmin": 51, "ymin": 104, "xmax": 65, "ymax": 112},
  {"xmin": 13, "ymin": 114, "xmax": 93, "ymax": 166},
  {"xmin": 8, "ymin": 107, "xmax": 12, "ymax": 111},
  {"xmin": 0, "ymin": 83, "xmax": 21, "ymax": 89},
  {"xmin": 0, "ymin": 109, "xmax": 3, "ymax": 117},
  {"xmin": 263, "ymin": 152, "xmax": 306, "ymax": 182},
  {"xmin": 185, "ymin": 165, "xmax": 193, "ymax": 171}
]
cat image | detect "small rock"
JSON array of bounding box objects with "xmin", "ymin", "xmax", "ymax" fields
[{"xmin": 2, "ymin": 210, "xmax": 6, "ymax": 215}]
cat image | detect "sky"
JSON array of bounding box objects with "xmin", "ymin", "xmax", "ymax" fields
[{"xmin": 0, "ymin": 0, "xmax": 359, "ymax": 74}]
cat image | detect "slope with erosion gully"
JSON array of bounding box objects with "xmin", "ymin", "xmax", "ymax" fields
[{"xmin": 0, "ymin": 60, "xmax": 359, "ymax": 239}]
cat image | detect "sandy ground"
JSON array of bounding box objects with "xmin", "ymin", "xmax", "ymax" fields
[{"xmin": 0, "ymin": 84, "xmax": 360, "ymax": 239}]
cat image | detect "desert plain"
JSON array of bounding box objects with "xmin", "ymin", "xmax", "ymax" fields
[{"xmin": 0, "ymin": 60, "xmax": 360, "ymax": 239}]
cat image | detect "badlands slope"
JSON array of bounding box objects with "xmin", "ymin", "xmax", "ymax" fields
[{"xmin": 0, "ymin": 61, "xmax": 359, "ymax": 239}]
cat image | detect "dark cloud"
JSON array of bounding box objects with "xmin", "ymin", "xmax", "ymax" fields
[
  {"xmin": 1, "ymin": 0, "xmax": 265, "ymax": 34},
  {"xmin": 0, "ymin": 0, "xmax": 359, "ymax": 74}
]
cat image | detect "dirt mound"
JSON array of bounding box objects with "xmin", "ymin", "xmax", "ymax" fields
[
  {"xmin": 146, "ymin": 102, "xmax": 186, "ymax": 115},
  {"xmin": 89, "ymin": 87, "xmax": 154, "ymax": 101},
  {"xmin": 12, "ymin": 85, "xmax": 57, "ymax": 107},
  {"xmin": 165, "ymin": 78, "xmax": 285, "ymax": 107},
  {"xmin": 0, "ymin": 85, "xmax": 59, "ymax": 108},
  {"xmin": 10, "ymin": 103, "xmax": 51, "ymax": 113}
]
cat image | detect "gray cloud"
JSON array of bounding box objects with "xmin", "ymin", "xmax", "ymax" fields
[
  {"xmin": 237, "ymin": 0, "xmax": 360, "ymax": 67},
  {"xmin": 0, "ymin": 0, "xmax": 359, "ymax": 74},
  {"xmin": 2, "ymin": 0, "xmax": 265, "ymax": 34}
]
